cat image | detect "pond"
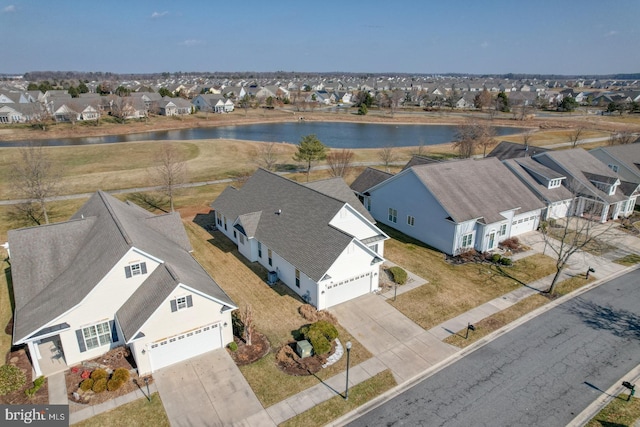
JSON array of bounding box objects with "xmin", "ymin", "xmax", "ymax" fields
[{"xmin": 1, "ymin": 121, "xmax": 526, "ymax": 148}]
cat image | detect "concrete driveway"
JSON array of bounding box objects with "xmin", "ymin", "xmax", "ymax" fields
[
  {"xmin": 330, "ymin": 293, "xmax": 458, "ymax": 383},
  {"xmin": 154, "ymin": 349, "xmax": 273, "ymax": 427}
]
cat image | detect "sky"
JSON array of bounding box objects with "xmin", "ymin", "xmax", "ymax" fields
[{"xmin": 1, "ymin": 0, "xmax": 639, "ymax": 76}]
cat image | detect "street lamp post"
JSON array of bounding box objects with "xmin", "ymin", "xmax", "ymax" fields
[
  {"xmin": 345, "ymin": 341, "xmax": 352, "ymax": 400},
  {"xmin": 144, "ymin": 377, "xmax": 150, "ymax": 402}
]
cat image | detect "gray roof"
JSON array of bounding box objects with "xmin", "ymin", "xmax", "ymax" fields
[
  {"xmin": 410, "ymin": 157, "xmax": 545, "ymax": 224},
  {"xmin": 533, "ymin": 149, "xmax": 627, "ymax": 204},
  {"xmin": 10, "ymin": 191, "xmax": 235, "ymax": 343},
  {"xmin": 591, "ymin": 144, "xmax": 640, "ymax": 180},
  {"xmin": 350, "ymin": 167, "xmax": 393, "ymax": 194},
  {"xmin": 487, "ymin": 141, "xmax": 550, "ymax": 160},
  {"xmin": 304, "ymin": 177, "xmax": 375, "ymax": 222},
  {"xmin": 212, "ymin": 169, "xmax": 382, "ymax": 282},
  {"xmin": 503, "ymin": 158, "xmax": 575, "ymax": 204},
  {"xmin": 401, "ymin": 155, "xmax": 441, "ymax": 171}
]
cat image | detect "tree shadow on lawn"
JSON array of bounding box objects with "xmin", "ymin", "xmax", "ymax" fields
[{"xmin": 566, "ymin": 297, "xmax": 640, "ymax": 340}]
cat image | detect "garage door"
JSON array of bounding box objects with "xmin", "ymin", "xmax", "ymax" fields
[
  {"xmin": 149, "ymin": 323, "xmax": 222, "ymax": 372},
  {"xmin": 511, "ymin": 214, "xmax": 539, "ymax": 236},
  {"xmin": 325, "ymin": 273, "xmax": 372, "ymax": 308}
]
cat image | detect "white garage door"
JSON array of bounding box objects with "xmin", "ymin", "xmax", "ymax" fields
[
  {"xmin": 325, "ymin": 273, "xmax": 372, "ymax": 308},
  {"xmin": 149, "ymin": 323, "xmax": 222, "ymax": 372},
  {"xmin": 511, "ymin": 214, "xmax": 539, "ymax": 236}
]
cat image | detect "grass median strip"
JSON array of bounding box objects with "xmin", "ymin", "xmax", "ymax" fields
[
  {"xmin": 586, "ymin": 394, "xmax": 640, "ymax": 427},
  {"xmin": 73, "ymin": 392, "xmax": 169, "ymax": 427},
  {"xmin": 279, "ymin": 370, "xmax": 397, "ymax": 427},
  {"xmin": 614, "ymin": 253, "xmax": 640, "ymax": 266}
]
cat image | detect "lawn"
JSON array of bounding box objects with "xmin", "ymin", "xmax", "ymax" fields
[
  {"xmin": 184, "ymin": 220, "xmax": 373, "ymax": 407},
  {"xmin": 73, "ymin": 393, "xmax": 170, "ymax": 427},
  {"xmin": 614, "ymin": 253, "xmax": 640, "ymax": 266},
  {"xmin": 280, "ymin": 370, "xmax": 397, "ymax": 427},
  {"xmin": 381, "ymin": 225, "xmax": 557, "ymax": 330},
  {"xmin": 586, "ymin": 394, "xmax": 640, "ymax": 427}
]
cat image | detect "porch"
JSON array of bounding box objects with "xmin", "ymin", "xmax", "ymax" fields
[{"xmin": 29, "ymin": 336, "xmax": 68, "ymax": 377}]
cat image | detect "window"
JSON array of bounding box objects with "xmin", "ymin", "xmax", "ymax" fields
[
  {"xmin": 370, "ymin": 243, "xmax": 378, "ymax": 253},
  {"xmin": 233, "ymin": 230, "xmax": 237, "ymax": 238},
  {"xmin": 125, "ymin": 262, "xmax": 147, "ymax": 278},
  {"xmin": 407, "ymin": 215, "xmax": 415, "ymax": 226},
  {"xmin": 82, "ymin": 321, "xmax": 111, "ymax": 351},
  {"xmin": 268, "ymin": 249, "xmax": 272, "ymax": 266},
  {"xmin": 170, "ymin": 295, "xmax": 193, "ymax": 312},
  {"xmin": 239, "ymin": 234, "xmax": 245, "ymax": 244},
  {"xmin": 499, "ymin": 224, "xmax": 507, "ymax": 235},
  {"xmin": 295, "ymin": 269, "xmax": 300, "ymax": 288},
  {"xmin": 388, "ymin": 208, "xmax": 397, "ymax": 223},
  {"xmin": 548, "ymin": 178, "xmax": 562, "ymax": 189},
  {"xmin": 258, "ymin": 242, "xmax": 262, "ymax": 258},
  {"xmin": 461, "ymin": 233, "xmax": 473, "ymax": 247},
  {"xmin": 608, "ymin": 164, "xmax": 619, "ymax": 173}
]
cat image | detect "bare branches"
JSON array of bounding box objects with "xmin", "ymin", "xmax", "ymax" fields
[
  {"xmin": 326, "ymin": 149, "xmax": 354, "ymax": 178},
  {"xmin": 452, "ymin": 120, "xmax": 496, "ymax": 158},
  {"xmin": 242, "ymin": 304, "xmax": 254, "ymax": 346},
  {"xmin": 608, "ymin": 130, "xmax": 635, "ymax": 146},
  {"xmin": 569, "ymin": 127, "xmax": 584, "ymax": 148},
  {"xmin": 152, "ymin": 143, "xmax": 187, "ymax": 212},
  {"xmin": 378, "ymin": 146, "xmax": 397, "ymax": 172},
  {"xmin": 256, "ymin": 142, "xmax": 280, "ymax": 171},
  {"xmin": 11, "ymin": 144, "xmax": 61, "ymax": 225}
]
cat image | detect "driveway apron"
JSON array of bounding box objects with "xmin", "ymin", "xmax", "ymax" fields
[{"xmin": 154, "ymin": 349, "xmax": 270, "ymax": 427}]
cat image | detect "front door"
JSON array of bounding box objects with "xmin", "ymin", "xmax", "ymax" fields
[{"xmin": 488, "ymin": 232, "xmax": 496, "ymax": 249}]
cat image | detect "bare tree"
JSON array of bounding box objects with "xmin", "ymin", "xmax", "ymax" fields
[
  {"xmin": 152, "ymin": 143, "xmax": 187, "ymax": 212},
  {"xmin": 110, "ymin": 97, "xmax": 133, "ymax": 123},
  {"xmin": 453, "ymin": 120, "xmax": 496, "ymax": 158},
  {"xmin": 522, "ymin": 129, "xmax": 535, "ymax": 150},
  {"xmin": 390, "ymin": 90, "xmax": 405, "ymax": 116},
  {"xmin": 242, "ymin": 304, "xmax": 254, "ymax": 346},
  {"xmin": 569, "ymin": 127, "xmax": 584, "ymax": 148},
  {"xmin": 11, "ymin": 144, "xmax": 61, "ymax": 225},
  {"xmin": 413, "ymin": 139, "xmax": 427, "ymax": 157},
  {"xmin": 477, "ymin": 124, "xmax": 497, "ymax": 158},
  {"xmin": 256, "ymin": 142, "xmax": 280, "ymax": 171},
  {"xmin": 25, "ymin": 103, "xmax": 52, "ymax": 131},
  {"xmin": 326, "ymin": 149, "xmax": 355, "ymax": 177},
  {"xmin": 607, "ymin": 130, "xmax": 635, "ymax": 146},
  {"xmin": 378, "ymin": 145, "xmax": 397, "ymax": 172}
]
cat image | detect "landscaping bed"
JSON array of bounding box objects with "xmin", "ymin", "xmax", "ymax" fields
[
  {"xmin": 228, "ymin": 331, "xmax": 270, "ymax": 366},
  {"xmin": 65, "ymin": 347, "xmax": 152, "ymax": 411},
  {"xmin": 0, "ymin": 348, "xmax": 49, "ymax": 405}
]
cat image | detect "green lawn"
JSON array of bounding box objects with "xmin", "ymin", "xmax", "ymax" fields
[{"xmin": 73, "ymin": 393, "xmax": 169, "ymax": 427}]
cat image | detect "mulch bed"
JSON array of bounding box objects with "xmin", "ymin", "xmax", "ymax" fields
[
  {"xmin": 66, "ymin": 347, "xmax": 153, "ymax": 412},
  {"xmin": 227, "ymin": 332, "xmax": 270, "ymax": 366},
  {"xmin": 275, "ymin": 340, "xmax": 336, "ymax": 376},
  {"xmin": 0, "ymin": 348, "xmax": 49, "ymax": 405}
]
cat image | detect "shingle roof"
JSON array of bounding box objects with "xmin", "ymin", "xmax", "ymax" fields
[
  {"xmin": 487, "ymin": 141, "xmax": 549, "ymax": 160},
  {"xmin": 304, "ymin": 177, "xmax": 375, "ymax": 222},
  {"xmin": 212, "ymin": 169, "xmax": 376, "ymax": 282},
  {"xmin": 503, "ymin": 158, "xmax": 575, "ymax": 204},
  {"xmin": 401, "ymin": 155, "xmax": 441, "ymax": 171},
  {"xmin": 9, "ymin": 191, "xmax": 235, "ymax": 343},
  {"xmin": 350, "ymin": 167, "xmax": 393, "ymax": 194},
  {"xmin": 410, "ymin": 157, "xmax": 545, "ymax": 224},
  {"xmin": 591, "ymin": 144, "xmax": 640, "ymax": 181}
]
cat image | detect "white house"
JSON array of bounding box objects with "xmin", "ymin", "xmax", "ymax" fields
[
  {"xmin": 7, "ymin": 191, "xmax": 236, "ymax": 377},
  {"xmin": 366, "ymin": 158, "xmax": 545, "ymax": 255},
  {"xmin": 211, "ymin": 169, "xmax": 388, "ymax": 310}
]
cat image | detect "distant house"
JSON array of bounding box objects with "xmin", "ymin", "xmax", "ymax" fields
[
  {"xmin": 8, "ymin": 191, "xmax": 236, "ymax": 377},
  {"xmin": 487, "ymin": 141, "xmax": 550, "ymax": 160},
  {"xmin": 158, "ymin": 97, "xmax": 192, "ymax": 116},
  {"xmin": 211, "ymin": 169, "xmax": 388, "ymax": 309},
  {"xmin": 192, "ymin": 94, "xmax": 234, "ymax": 113},
  {"xmin": 350, "ymin": 167, "xmax": 394, "ymax": 211},
  {"xmin": 365, "ymin": 158, "xmax": 545, "ymax": 255}
]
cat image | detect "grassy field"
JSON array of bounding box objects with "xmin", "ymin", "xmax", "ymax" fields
[
  {"xmin": 586, "ymin": 394, "xmax": 640, "ymax": 427},
  {"xmin": 73, "ymin": 393, "xmax": 170, "ymax": 427},
  {"xmin": 381, "ymin": 225, "xmax": 558, "ymax": 330}
]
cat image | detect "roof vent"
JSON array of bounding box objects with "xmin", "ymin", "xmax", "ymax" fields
[{"xmin": 276, "ymin": 209, "xmax": 282, "ymax": 215}]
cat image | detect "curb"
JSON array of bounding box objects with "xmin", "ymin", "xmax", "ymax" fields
[{"xmin": 329, "ymin": 263, "xmax": 640, "ymax": 426}]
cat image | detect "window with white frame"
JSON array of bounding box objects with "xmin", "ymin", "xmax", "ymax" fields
[
  {"xmin": 82, "ymin": 321, "xmax": 111, "ymax": 351},
  {"xmin": 388, "ymin": 208, "xmax": 397, "ymax": 223},
  {"xmin": 170, "ymin": 295, "xmax": 193, "ymax": 312},
  {"xmin": 499, "ymin": 223, "xmax": 507, "ymax": 235},
  {"xmin": 548, "ymin": 178, "xmax": 562, "ymax": 189},
  {"xmin": 125, "ymin": 262, "xmax": 147, "ymax": 278},
  {"xmin": 295, "ymin": 269, "xmax": 300, "ymax": 288},
  {"xmin": 461, "ymin": 233, "xmax": 473, "ymax": 247},
  {"xmin": 239, "ymin": 233, "xmax": 245, "ymax": 244},
  {"xmin": 407, "ymin": 215, "xmax": 415, "ymax": 226}
]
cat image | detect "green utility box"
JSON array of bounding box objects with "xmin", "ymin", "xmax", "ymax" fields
[{"xmin": 296, "ymin": 340, "xmax": 313, "ymax": 358}]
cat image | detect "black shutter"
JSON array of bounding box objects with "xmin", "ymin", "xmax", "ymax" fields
[
  {"xmin": 170, "ymin": 299, "xmax": 177, "ymax": 312},
  {"xmin": 186, "ymin": 295, "xmax": 193, "ymax": 308},
  {"xmin": 110, "ymin": 320, "xmax": 119, "ymax": 343},
  {"xmin": 125, "ymin": 266, "xmax": 132, "ymax": 278},
  {"xmin": 141, "ymin": 262, "xmax": 147, "ymax": 274},
  {"xmin": 76, "ymin": 329, "xmax": 86, "ymax": 353}
]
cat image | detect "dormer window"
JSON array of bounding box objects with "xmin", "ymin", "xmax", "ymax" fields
[
  {"xmin": 548, "ymin": 178, "xmax": 562, "ymax": 189},
  {"xmin": 608, "ymin": 164, "xmax": 619, "ymax": 173}
]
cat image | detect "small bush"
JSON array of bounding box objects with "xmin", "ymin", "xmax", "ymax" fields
[
  {"xmin": 306, "ymin": 329, "xmax": 331, "ymax": 355},
  {"xmin": 276, "ymin": 345, "xmax": 299, "ymax": 366},
  {"xmin": 92, "ymin": 378, "xmax": 107, "ymax": 393},
  {"xmin": 228, "ymin": 341, "xmax": 238, "ymax": 352},
  {"xmin": 458, "ymin": 249, "xmax": 478, "ymax": 262},
  {"xmin": 111, "ymin": 368, "xmax": 130, "ymax": 383},
  {"xmin": 499, "ymin": 257, "xmax": 513, "ymax": 266},
  {"xmin": 499, "ymin": 237, "xmax": 520, "ymax": 251},
  {"xmin": 491, "ymin": 254, "xmax": 501, "ymax": 263},
  {"xmin": 0, "ymin": 365, "xmax": 26, "ymax": 396},
  {"xmin": 79, "ymin": 378, "xmax": 94, "ymax": 391},
  {"xmin": 299, "ymin": 304, "xmax": 338, "ymax": 325},
  {"xmin": 300, "ymin": 320, "xmax": 339, "ymax": 355},
  {"xmin": 90, "ymin": 368, "xmax": 108, "ymax": 381},
  {"xmin": 388, "ymin": 266, "xmax": 408, "ymax": 285},
  {"xmin": 107, "ymin": 378, "xmax": 124, "ymax": 392},
  {"xmin": 25, "ymin": 376, "xmax": 46, "ymax": 398}
]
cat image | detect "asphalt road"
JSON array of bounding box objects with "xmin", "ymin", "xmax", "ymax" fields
[{"xmin": 349, "ymin": 269, "xmax": 640, "ymax": 427}]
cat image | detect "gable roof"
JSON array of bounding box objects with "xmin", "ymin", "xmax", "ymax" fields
[
  {"xmin": 350, "ymin": 167, "xmax": 393, "ymax": 194},
  {"xmin": 402, "ymin": 155, "xmax": 441, "ymax": 171},
  {"xmin": 487, "ymin": 141, "xmax": 550, "ymax": 160},
  {"xmin": 590, "ymin": 144, "xmax": 640, "ymax": 181},
  {"xmin": 503, "ymin": 158, "xmax": 574, "ymax": 203},
  {"xmin": 9, "ymin": 191, "xmax": 235, "ymax": 343},
  {"xmin": 303, "ymin": 177, "xmax": 374, "ymax": 222},
  {"xmin": 212, "ymin": 169, "xmax": 381, "ymax": 282},
  {"xmin": 408, "ymin": 157, "xmax": 545, "ymax": 224}
]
